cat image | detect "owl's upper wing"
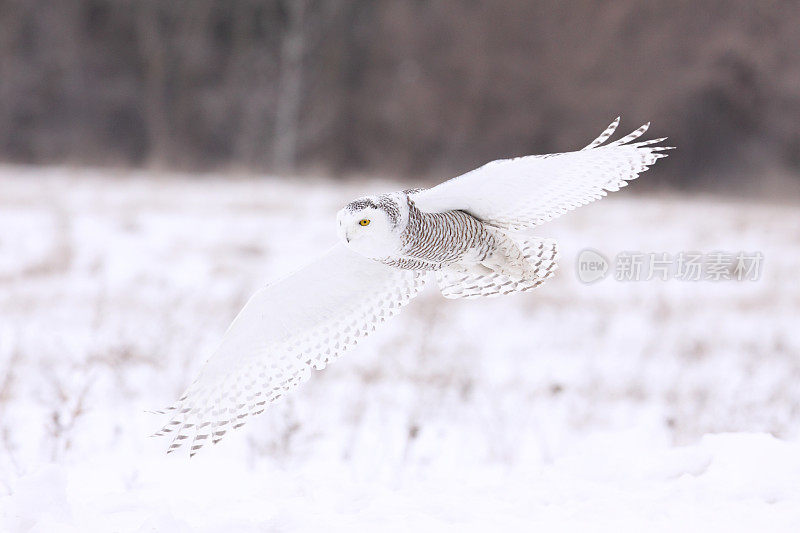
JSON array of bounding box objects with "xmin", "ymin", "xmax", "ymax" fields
[
  {"xmin": 410, "ymin": 119, "xmax": 673, "ymax": 231},
  {"xmin": 153, "ymin": 244, "xmax": 425, "ymax": 456}
]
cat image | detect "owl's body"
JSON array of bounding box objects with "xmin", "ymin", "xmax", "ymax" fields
[
  {"xmin": 386, "ymin": 200, "xmax": 494, "ymax": 271},
  {"xmin": 154, "ymin": 118, "xmax": 673, "ymax": 455},
  {"xmin": 374, "ymin": 197, "xmax": 507, "ymax": 272},
  {"xmin": 342, "ymin": 193, "xmax": 549, "ymax": 288}
]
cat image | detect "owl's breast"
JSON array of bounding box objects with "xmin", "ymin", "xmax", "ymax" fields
[{"xmin": 380, "ymin": 208, "xmax": 496, "ymax": 271}]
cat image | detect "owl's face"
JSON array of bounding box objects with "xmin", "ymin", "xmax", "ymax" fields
[{"xmin": 337, "ymin": 193, "xmax": 407, "ymax": 259}]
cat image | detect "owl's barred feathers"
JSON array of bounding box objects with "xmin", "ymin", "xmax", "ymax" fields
[
  {"xmin": 153, "ymin": 118, "xmax": 671, "ymax": 455},
  {"xmin": 435, "ymin": 236, "xmax": 559, "ymax": 299}
]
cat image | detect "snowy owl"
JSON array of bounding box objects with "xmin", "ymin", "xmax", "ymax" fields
[{"xmin": 153, "ymin": 118, "xmax": 672, "ymax": 455}]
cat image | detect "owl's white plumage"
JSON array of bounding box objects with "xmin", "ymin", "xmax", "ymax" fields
[
  {"xmin": 154, "ymin": 245, "xmax": 425, "ymax": 453},
  {"xmin": 410, "ymin": 118, "xmax": 667, "ymax": 230},
  {"xmin": 335, "ymin": 191, "xmax": 409, "ymax": 260},
  {"xmin": 154, "ymin": 118, "xmax": 672, "ymax": 455}
]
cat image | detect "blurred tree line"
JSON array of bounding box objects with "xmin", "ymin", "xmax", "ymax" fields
[{"xmin": 1, "ymin": 0, "xmax": 799, "ymax": 191}]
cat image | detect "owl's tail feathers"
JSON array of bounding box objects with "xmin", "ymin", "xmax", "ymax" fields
[{"xmin": 436, "ymin": 236, "xmax": 558, "ymax": 299}]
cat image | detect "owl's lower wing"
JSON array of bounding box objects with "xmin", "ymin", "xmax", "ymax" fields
[
  {"xmin": 410, "ymin": 119, "xmax": 673, "ymax": 231},
  {"xmin": 153, "ymin": 244, "xmax": 426, "ymax": 456}
]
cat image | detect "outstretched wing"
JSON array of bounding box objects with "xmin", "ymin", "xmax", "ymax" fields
[
  {"xmin": 153, "ymin": 244, "xmax": 425, "ymax": 456},
  {"xmin": 410, "ymin": 119, "xmax": 673, "ymax": 231}
]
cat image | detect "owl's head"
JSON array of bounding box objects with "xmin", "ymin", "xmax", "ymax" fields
[{"xmin": 337, "ymin": 192, "xmax": 409, "ymax": 259}]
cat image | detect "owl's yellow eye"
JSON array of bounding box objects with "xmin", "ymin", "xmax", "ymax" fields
[{"xmin": 359, "ymin": 219, "xmax": 370, "ymax": 226}]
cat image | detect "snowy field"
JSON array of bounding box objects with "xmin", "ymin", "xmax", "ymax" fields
[{"xmin": 1, "ymin": 165, "xmax": 799, "ymax": 532}]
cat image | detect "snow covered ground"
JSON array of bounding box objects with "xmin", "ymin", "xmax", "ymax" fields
[{"xmin": 1, "ymin": 165, "xmax": 799, "ymax": 532}]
